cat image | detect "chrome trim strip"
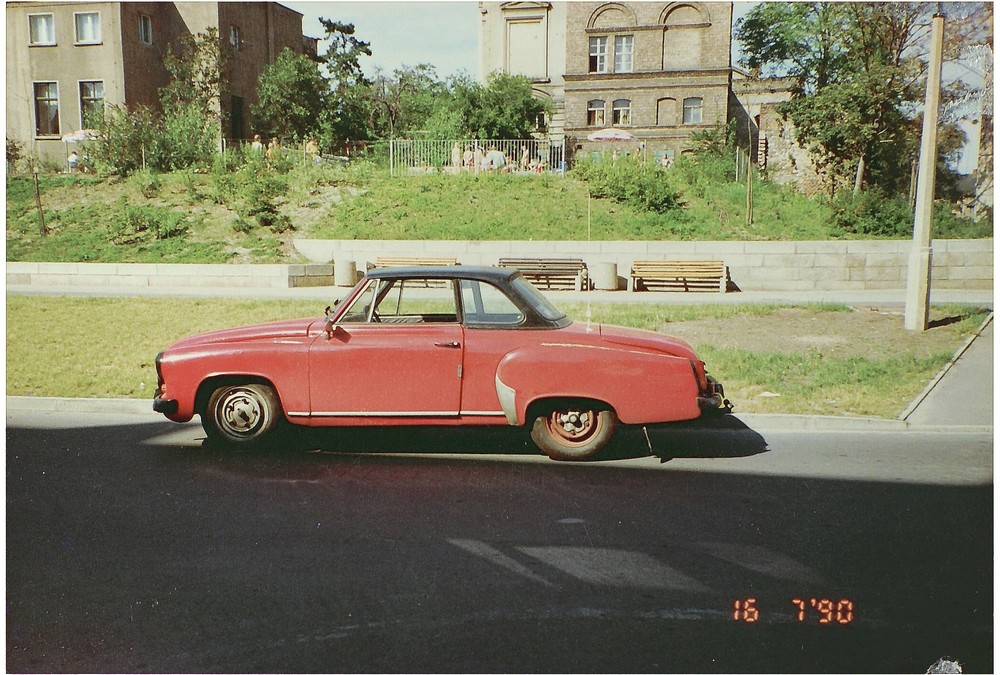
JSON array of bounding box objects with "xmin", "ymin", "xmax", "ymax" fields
[{"xmin": 289, "ymin": 410, "xmax": 506, "ymax": 418}]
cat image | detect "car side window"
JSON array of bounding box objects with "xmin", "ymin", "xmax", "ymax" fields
[
  {"xmin": 460, "ymin": 280, "xmax": 525, "ymax": 327},
  {"xmin": 338, "ymin": 279, "xmax": 459, "ymax": 324},
  {"xmin": 338, "ymin": 279, "xmax": 379, "ymax": 323},
  {"xmin": 374, "ymin": 281, "xmax": 458, "ymax": 324}
]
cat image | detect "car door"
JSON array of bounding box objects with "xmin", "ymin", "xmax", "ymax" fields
[{"xmin": 307, "ymin": 278, "xmax": 464, "ymax": 420}]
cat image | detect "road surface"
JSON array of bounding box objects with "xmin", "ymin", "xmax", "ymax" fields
[{"xmin": 6, "ymin": 410, "xmax": 992, "ymax": 673}]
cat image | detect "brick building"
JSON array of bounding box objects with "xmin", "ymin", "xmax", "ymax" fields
[
  {"xmin": 479, "ymin": 1, "xmax": 744, "ymax": 164},
  {"xmin": 6, "ymin": 1, "xmax": 311, "ymax": 165}
]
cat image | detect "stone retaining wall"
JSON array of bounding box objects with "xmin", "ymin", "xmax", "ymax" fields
[
  {"xmin": 293, "ymin": 239, "xmax": 993, "ymax": 291},
  {"xmin": 6, "ymin": 239, "xmax": 993, "ymax": 291}
]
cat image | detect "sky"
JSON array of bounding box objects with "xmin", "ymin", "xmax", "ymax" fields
[{"xmin": 284, "ymin": 1, "xmax": 482, "ymax": 79}]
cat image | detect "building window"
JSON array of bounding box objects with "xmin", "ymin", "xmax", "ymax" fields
[
  {"xmin": 612, "ymin": 99, "xmax": 631, "ymax": 126},
  {"xmin": 683, "ymin": 97, "xmax": 703, "ymax": 124},
  {"xmin": 587, "ymin": 99, "xmax": 606, "ymax": 126},
  {"xmin": 34, "ymin": 82, "xmax": 60, "ymax": 137},
  {"xmin": 614, "ymin": 35, "xmax": 634, "ymax": 73},
  {"xmin": 79, "ymin": 81, "xmax": 104, "ymax": 127},
  {"xmin": 229, "ymin": 26, "xmax": 240, "ymax": 51},
  {"xmin": 139, "ymin": 15, "xmax": 153, "ymax": 45},
  {"xmin": 74, "ymin": 11, "xmax": 101, "ymax": 44},
  {"xmin": 589, "ymin": 36, "xmax": 607, "ymax": 73},
  {"xmin": 29, "ymin": 14, "xmax": 55, "ymax": 46}
]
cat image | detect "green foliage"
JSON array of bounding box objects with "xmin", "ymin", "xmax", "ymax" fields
[
  {"xmin": 461, "ymin": 72, "xmax": 550, "ymax": 139},
  {"xmin": 88, "ymin": 105, "xmax": 159, "ymax": 175},
  {"xmin": 211, "ymin": 157, "xmax": 293, "ymax": 233},
  {"xmin": 107, "ymin": 198, "xmax": 188, "ymax": 244},
  {"xmin": 7, "ymin": 137, "xmax": 24, "ymax": 171},
  {"xmin": 253, "ymin": 49, "xmax": 331, "ymax": 142},
  {"xmin": 318, "ymin": 18, "xmax": 372, "ymax": 90},
  {"xmin": 160, "ymin": 27, "xmax": 229, "ymax": 114},
  {"xmin": 828, "ymin": 189, "xmax": 914, "ymax": 237},
  {"xmin": 572, "ymin": 157, "xmax": 682, "ymax": 214},
  {"xmin": 736, "ymin": 2, "xmax": 971, "ymax": 198},
  {"xmin": 128, "ymin": 168, "xmax": 161, "ymax": 199}
]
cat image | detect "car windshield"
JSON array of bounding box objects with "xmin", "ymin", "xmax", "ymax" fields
[{"xmin": 511, "ymin": 276, "xmax": 566, "ymax": 322}]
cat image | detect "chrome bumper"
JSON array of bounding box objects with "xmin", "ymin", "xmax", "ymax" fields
[{"xmin": 697, "ymin": 377, "xmax": 730, "ymax": 411}]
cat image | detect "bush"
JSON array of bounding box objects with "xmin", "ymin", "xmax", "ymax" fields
[
  {"xmin": 829, "ymin": 190, "xmax": 914, "ymax": 237},
  {"xmin": 108, "ymin": 198, "xmax": 188, "ymax": 245},
  {"xmin": 571, "ymin": 156, "xmax": 681, "ymax": 213},
  {"xmin": 128, "ymin": 168, "xmax": 161, "ymax": 199}
]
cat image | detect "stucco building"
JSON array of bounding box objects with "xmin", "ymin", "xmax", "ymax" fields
[{"xmin": 6, "ymin": 1, "xmax": 311, "ymax": 164}]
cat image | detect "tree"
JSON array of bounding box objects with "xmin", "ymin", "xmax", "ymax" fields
[
  {"xmin": 458, "ymin": 72, "xmax": 549, "ymax": 139},
  {"xmin": 253, "ymin": 48, "xmax": 331, "ymax": 141},
  {"xmin": 318, "ymin": 18, "xmax": 372, "ymax": 91},
  {"xmin": 736, "ymin": 2, "xmax": 982, "ymax": 196}
]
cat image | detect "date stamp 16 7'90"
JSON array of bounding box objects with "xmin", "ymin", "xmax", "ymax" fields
[{"xmin": 732, "ymin": 597, "xmax": 855, "ymax": 625}]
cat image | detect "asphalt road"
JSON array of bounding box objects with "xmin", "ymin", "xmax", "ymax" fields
[{"xmin": 6, "ymin": 411, "xmax": 993, "ymax": 673}]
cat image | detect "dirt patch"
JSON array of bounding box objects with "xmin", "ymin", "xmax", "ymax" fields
[{"xmin": 660, "ymin": 307, "xmax": 983, "ymax": 360}]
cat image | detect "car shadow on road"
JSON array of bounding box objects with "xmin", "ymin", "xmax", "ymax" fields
[
  {"xmin": 603, "ymin": 412, "xmax": 769, "ymax": 462},
  {"xmin": 256, "ymin": 411, "xmax": 770, "ymax": 464}
]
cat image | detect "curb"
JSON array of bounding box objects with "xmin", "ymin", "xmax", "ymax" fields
[{"xmin": 6, "ymin": 397, "xmax": 991, "ymax": 435}]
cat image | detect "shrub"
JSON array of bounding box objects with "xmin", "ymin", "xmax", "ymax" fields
[
  {"xmin": 128, "ymin": 168, "xmax": 161, "ymax": 199},
  {"xmin": 571, "ymin": 157, "xmax": 681, "ymax": 213},
  {"xmin": 108, "ymin": 198, "xmax": 188, "ymax": 245},
  {"xmin": 7, "ymin": 137, "xmax": 24, "ymax": 172},
  {"xmin": 829, "ymin": 190, "xmax": 913, "ymax": 237}
]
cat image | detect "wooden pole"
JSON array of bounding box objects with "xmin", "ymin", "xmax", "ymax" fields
[{"xmin": 904, "ymin": 13, "xmax": 945, "ymax": 332}]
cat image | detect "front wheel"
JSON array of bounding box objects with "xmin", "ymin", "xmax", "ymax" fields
[
  {"xmin": 530, "ymin": 403, "xmax": 617, "ymax": 461},
  {"xmin": 203, "ymin": 383, "xmax": 282, "ymax": 446}
]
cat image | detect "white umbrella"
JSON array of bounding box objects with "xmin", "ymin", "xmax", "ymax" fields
[
  {"xmin": 61, "ymin": 129, "xmax": 99, "ymax": 143},
  {"xmin": 586, "ymin": 128, "xmax": 636, "ymax": 142}
]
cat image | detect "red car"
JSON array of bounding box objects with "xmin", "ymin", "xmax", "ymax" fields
[{"xmin": 154, "ymin": 266, "xmax": 728, "ymax": 460}]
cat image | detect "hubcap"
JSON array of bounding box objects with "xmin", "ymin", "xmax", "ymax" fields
[
  {"xmin": 219, "ymin": 389, "xmax": 264, "ymax": 436},
  {"xmin": 549, "ymin": 409, "xmax": 596, "ymax": 444}
]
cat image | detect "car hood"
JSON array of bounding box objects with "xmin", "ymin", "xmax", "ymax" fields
[
  {"xmin": 166, "ymin": 317, "xmax": 322, "ymax": 350},
  {"xmin": 591, "ymin": 323, "xmax": 698, "ymax": 361}
]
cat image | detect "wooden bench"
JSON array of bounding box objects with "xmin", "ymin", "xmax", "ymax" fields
[
  {"xmin": 498, "ymin": 257, "xmax": 589, "ymax": 291},
  {"xmin": 366, "ymin": 257, "xmax": 459, "ymax": 288},
  {"xmin": 628, "ymin": 260, "xmax": 728, "ymax": 293},
  {"xmin": 368, "ymin": 256, "xmax": 458, "ymax": 270}
]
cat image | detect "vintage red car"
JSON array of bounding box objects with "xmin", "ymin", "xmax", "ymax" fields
[{"xmin": 154, "ymin": 266, "xmax": 728, "ymax": 460}]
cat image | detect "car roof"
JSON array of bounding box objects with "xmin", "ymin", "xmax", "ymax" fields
[{"xmin": 365, "ymin": 265, "xmax": 519, "ymax": 283}]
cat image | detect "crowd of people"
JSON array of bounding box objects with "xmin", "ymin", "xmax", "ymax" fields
[{"xmin": 455, "ymin": 142, "xmax": 547, "ymax": 174}]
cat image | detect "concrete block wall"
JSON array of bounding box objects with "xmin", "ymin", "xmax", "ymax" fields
[
  {"xmin": 6, "ymin": 239, "xmax": 992, "ymax": 292},
  {"xmin": 6, "ymin": 263, "xmax": 289, "ymax": 289},
  {"xmin": 292, "ymin": 238, "xmax": 994, "ymax": 291}
]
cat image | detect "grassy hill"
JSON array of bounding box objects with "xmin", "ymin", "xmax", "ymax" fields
[{"xmin": 6, "ymin": 157, "xmax": 990, "ymax": 264}]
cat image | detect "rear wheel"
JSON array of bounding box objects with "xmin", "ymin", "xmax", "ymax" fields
[
  {"xmin": 530, "ymin": 401, "xmax": 617, "ymax": 461},
  {"xmin": 203, "ymin": 383, "xmax": 281, "ymax": 446}
]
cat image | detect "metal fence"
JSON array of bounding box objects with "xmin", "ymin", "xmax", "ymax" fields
[{"xmin": 387, "ymin": 139, "xmax": 566, "ymax": 177}]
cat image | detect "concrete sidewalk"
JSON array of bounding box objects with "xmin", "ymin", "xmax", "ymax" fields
[{"xmin": 903, "ymin": 315, "xmax": 994, "ymax": 429}]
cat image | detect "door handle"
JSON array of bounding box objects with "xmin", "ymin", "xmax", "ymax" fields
[{"xmin": 434, "ymin": 341, "xmax": 461, "ymax": 348}]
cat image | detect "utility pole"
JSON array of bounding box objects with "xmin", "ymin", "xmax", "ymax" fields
[{"xmin": 904, "ymin": 12, "xmax": 945, "ymax": 332}]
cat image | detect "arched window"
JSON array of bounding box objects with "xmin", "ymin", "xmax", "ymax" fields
[
  {"xmin": 657, "ymin": 97, "xmax": 678, "ymax": 126},
  {"xmin": 683, "ymin": 97, "xmax": 703, "ymax": 124},
  {"xmin": 612, "ymin": 99, "xmax": 631, "ymax": 126},
  {"xmin": 587, "ymin": 99, "xmax": 606, "ymax": 126}
]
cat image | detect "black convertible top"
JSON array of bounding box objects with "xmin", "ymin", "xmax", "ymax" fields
[{"xmin": 364, "ymin": 265, "xmax": 519, "ymax": 284}]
